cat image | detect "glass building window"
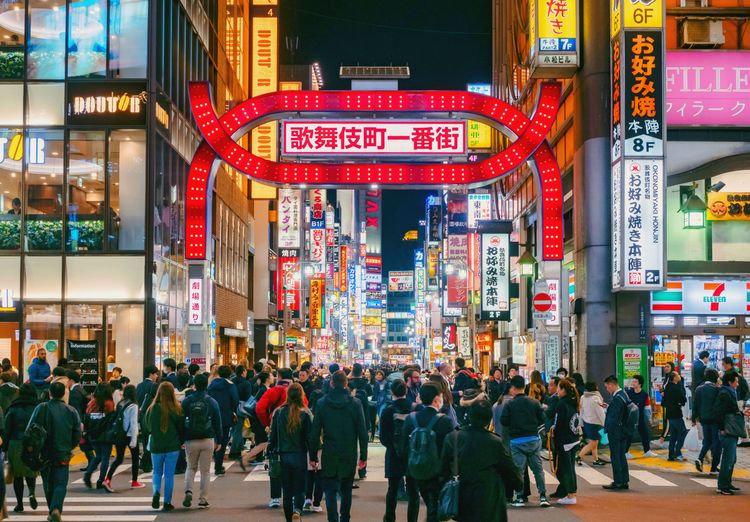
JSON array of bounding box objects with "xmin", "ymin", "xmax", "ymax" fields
[
  {"xmin": 109, "ymin": 130, "xmax": 145, "ymax": 250},
  {"xmin": 0, "ymin": 84, "xmax": 23, "ymax": 126},
  {"xmin": 28, "ymin": 0, "xmax": 66, "ymax": 79},
  {"xmin": 25, "ymin": 129, "xmax": 63, "ymax": 251},
  {"xmin": 67, "ymin": 131, "xmax": 105, "ymax": 252},
  {"xmin": 64, "ymin": 303, "xmax": 104, "ymax": 369},
  {"xmin": 106, "ymin": 304, "xmax": 144, "ymax": 383},
  {"xmin": 0, "ymin": 128, "xmax": 23, "ymax": 249},
  {"xmin": 23, "ymin": 304, "xmax": 62, "ymax": 378},
  {"xmin": 109, "ymin": 0, "xmax": 148, "ymax": 78},
  {"xmin": 67, "ymin": 0, "xmax": 106, "ymax": 78},
  {"xmin": 27, "ymin": 83, "xmax": 65, "ymax": 126},
  {"xmin": 0, "ymin": 1, "xmax": 25, "ymax": 80}
]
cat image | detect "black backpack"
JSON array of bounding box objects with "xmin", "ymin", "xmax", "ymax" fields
[
  {"xmin": 22, "ymin": 403, "xmax": 50, "ymax": 472},
  {"xmin": 106, "ymin": 400, "xmax": 131, "ymax": 445},
  {"xmin": 407, "ymin": 412, "xmax": 443, "ymax": 480},
  {"xmin": 619, "ymin": 394, "xmax": 640, "ymax": 439},
  {"xmin": 391, "ymin": 411, "xmax": 409, "ymax": 459},
  {"xmin": 185, "ymin": 397, "xmax": 214, "ymax": 439},
  {"xmin": 85, "ymin": 409, "xmax": 116, "ymax": 443}
]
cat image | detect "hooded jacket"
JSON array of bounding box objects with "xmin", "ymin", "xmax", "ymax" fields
[
  {"xmin": 0, "ymin": 382, "xmax": 19, "ymax": 414},
  {"xmin": 580, "ymin": 391, "xmax": 606, "ymax": 426},
  {"xmin": 309, "ymin": 387, "xmax": 368, "ymax": 479},
  {"xmin": 207, "ymin": 377, "xmax": 239, "ymax": 427},
  {"xmin": 3, "ymin": 395, "xmax": 38, "ymax": 443}
]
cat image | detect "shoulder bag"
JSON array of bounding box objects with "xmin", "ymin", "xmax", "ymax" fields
[
  {"xmin": 438, "ymin": 430, "xmax": 460, "ymax": 521},
  {"xmin": 724, "ymin": 412, "xmax": 748, "ymax": 439},
  {"xmin": 268, "ymin": 409, "xmax": 282, "ymax": 479}
]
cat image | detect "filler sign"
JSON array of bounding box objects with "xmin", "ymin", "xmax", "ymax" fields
[{"xmin": 282, "ymin": 121, "xmax": 466, "ymax": 156}]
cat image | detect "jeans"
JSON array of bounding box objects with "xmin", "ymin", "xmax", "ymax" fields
[
  {"xmin": 556, "ymin": 445, "xmax": 578, "ymax": 496},
  {"xmin": 280, "ymin": 453, "xmax": 307, "ymax": 521},
  {"xmin": 84, "ymin": 442, "xmax": 113, "ymax": 485},
  {"xmin": 321, "ymin": 477, "xmax": 354, "ymax": 522},
  {"xmin": 185, "ymin": 439, "xmax": 214, "ymax": 500},
  {"xmin": 626, "ymin": 417, "xmax": 651, "ymax": 453},
  {"xmin": 152, "ymin": 450, "xmax": 179, "ymax": 504},
  {"xmin": 510, "ymin": 438, "xmax": 546, "ymax": 497},
  {"xmin": 718, "ymin": 435, "xmax": 738, "ymax": 490},
  {"xmin": 411, "ymin": 478, "xmax": 440, "ymax": 522},
  {"xmin": 667, "ymin": 418, "xmax": 688, "ymax": 459},
  {"xmin": 41, "ymin": 465, "xmax": 68, "ymax": 514},
  {"xmin": 306, "ymin": 470, "xmax": 323, "ymax": 505},
  {"xmin": 213, "ymin": 424, "xmax": 231, "ymax": 471},
  {"xmin": 229, "ymin": 419, "xmax": 245, "ymax": 456},
  {"xmin": 698, "ymin": 421, "xmax": 722, "ymax": 471},
  {"xmin": 139, "ymin": 432, "xmax": 152, "ymax": 472},
  {"xmin": 385, "ymin": 474, "xmax": 418, "ymax": 522},
  {"xmin": 609, "ymin": 436, "xmax": 630, "ymax": 485},
  {"xmin": 107, "ymin": 441, "xmax": 140, "ymax": 482}
]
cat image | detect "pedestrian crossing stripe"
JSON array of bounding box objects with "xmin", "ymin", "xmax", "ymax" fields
[
  {"xmin": 629, "ymin": 470, "xmax": 677, "ymax": 486},
  {"xmin": 570, "ymin": 464, "xmax": 611, "ymax": 486},
  {"xmin": 77, "ymin": 461, "xmax": 237, "ymax": 484},
  {"xmin": 7, "ymin": 517, "xmax": 156, "ymax": 521},
  {"xmin": 691, "ymin": 478, "xmax": 718, "ymax": 488}
]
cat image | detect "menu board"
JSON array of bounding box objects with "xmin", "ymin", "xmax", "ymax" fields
[{"xmin": 66, "ymin": 340, "xmax": 99, "ymax": 392}]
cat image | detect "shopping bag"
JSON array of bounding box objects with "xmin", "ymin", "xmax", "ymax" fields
[
  {"xmin": 684, "ymin": 425, "xmax": 701, "ymax": 452},
  {"xmin": 598, "ymin": 428, "xmax": 609, "ymax": 447}
]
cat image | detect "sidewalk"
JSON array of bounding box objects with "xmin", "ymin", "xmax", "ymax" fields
[{"xmin": 600, "ymin": 444, "xmax": 750, "ymax": 480}]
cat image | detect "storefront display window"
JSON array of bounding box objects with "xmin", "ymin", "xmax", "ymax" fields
[
  {"xmin": 0, "ymin": 128, "xmax": 23, "ymax": 250},
  {"xmin": 109, "ymin": 0, "xmax": 148, "ymax": 78},
  {"xmin": 106, "ymin": 304, "xmax": 143, "ymax": 383},
  {"xmin": 25, "ymin": 129, "xmax": 63, "ymax": 251},
  {"xmin": 67, "ymin": 0, "xmax": 107, "ymax": 78},
  {"xmin": 0, "ymin": 1, "xmax": 25, "ymax": 80},
  {"xmin": 23, "ymin": 304, "xmax": 61, "ymax": 380},
  {"xmin": 67, "ymin": 131, "xmax": 105, "ymax": 251},
  {"xmin": 109, "ymin": 130, "xmax": 145, "ymax": 250},
  {"xmin": 28, "ymin": 0, "xmax": 66, "ymax": 79}
]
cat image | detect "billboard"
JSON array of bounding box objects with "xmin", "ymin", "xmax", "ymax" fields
[
  {"xmin": 277, "ymin": 189, "xmax": 301, "ymax": 249},
  {"xmin": 282, "ymin": 121, "xmax": 466, "ymax": 156},
  {"xmin": 388, "ymin": 271, "xmax": 414, "ymax": 292},
  {"xmin": 480, "ymin": 222, "xmax": 511, "ymax": 321},
  {"xmin": 251, "ymin": 10, "xmax": 278, "ymax": 167},
  {"xmin": 651, "ymin": 279, "xmax": 750, "ymax": 316},
  {"xmin": 276, "ymin": 256, "xmax": 300, "ymax": 313},
  {"xmin": 666, "ymin": 51, "xmax": 750, "ymax": 127}
]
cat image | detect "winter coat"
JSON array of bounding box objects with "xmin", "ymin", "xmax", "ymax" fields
[
  {"xmin": 580, "ymin": 391, "xmax": 606, "ymax": 426},
  {"xmin": 269, "ymin": 405, "xmax": 312, "ymax": 455},
  {"xmin": 4, "ymin": 396, "xmax": 38, "ymax": 443},
  {"xmin": 308, "ymin": 387, "xmax": 368, "ymax": 479},
  {"xmin": 691, "ymin": 359, "xmax": 707, "ymax": 390},
  {"xmin": 68, "ymin": 384, "xmax": 89, "ymax": 421},
  {"xmin": 713, "ymin": 386, "xmax": 741, "ymax": 432},
  {"xmin": 256, "ymin": 380, "xmax": 307, "ymax": 428},
  {"xmin": 663, "ymin": 381, "xmax": 687, "ymax": 420},
  {"xmin": 232, "ymin": 375, "xmax": 253, "ymax": 402},
  {"xmin": 441, "ymin": 426, "xmax": 522, "ymax": 522},
  {"xmin": 27, "ymin": 358, "xmax": 51, "ymax": 389},
  {"xmin": 553, "ymin": 395, "xmax": 581, "ymax": 447},
  {"xmin": 0, "ymin": 382, "xmax": 19, "ymax": 414},
  {"xmin": 207, "ymin": 377, "xmax": 239, "ymax": 428},
  {"xmin": 500, "ymin": 394, "xmax": 545, "ymax": 440},
  {"xmin": 692, "ymin": 381, "xmax": 720, "ymax": 423},
  {"xmin": 379, "ymin": 397, "xmax": 411, "ymax": 478},
  {"xmin": 486, "ymin": 378, "xmax": 507, "ymax": 405},
  {"xmin": 28, "ymin": 398, "xmax": 81, "ymax": 464},
  {"xmin": 143, "ymin": 402, "xmax": 184, "ymax": 453}
]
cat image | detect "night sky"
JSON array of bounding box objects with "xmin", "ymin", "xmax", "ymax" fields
[{"xmin": 280, "ymin": 0, "xmax": 492, "ymax": 273}]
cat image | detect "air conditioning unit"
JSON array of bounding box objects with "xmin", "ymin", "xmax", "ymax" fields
[
  {"xmin": 679, "ymin": 19, "xmax": 725, "ymax": 48},
  {"xmin": 680, "ymin": 0, "xmax": 708, "ymax": 7}
]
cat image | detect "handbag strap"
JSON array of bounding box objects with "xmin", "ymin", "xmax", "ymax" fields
[{"xmin": 451, "ymin": 430, "xmax": 459, "ymax": 478}]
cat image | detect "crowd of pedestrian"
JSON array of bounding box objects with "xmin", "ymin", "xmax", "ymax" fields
[{"xmin": 0, "ymin": 349, "xmax": 745, "ymax": 521}]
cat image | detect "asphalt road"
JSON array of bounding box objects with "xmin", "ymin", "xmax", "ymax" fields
[{"xmin": 6, "ymin": 445, "xmax": 749, "ymax": 521}]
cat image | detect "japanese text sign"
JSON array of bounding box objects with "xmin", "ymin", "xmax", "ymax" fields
[
  {"xmin": 623, "ymin": 31, "xmax": 664, "ymax": 157},
  {"xmin": 530, "ymin": 0, "xmax": 579, "ymax": 75},
  {"xmin": 282, "ymin": 121, "xmax": 466, "ymax": 156},
  {"xmin": 277, "ymin": 257, "xmax": 300, "ymax": 313},
  {"xmin": 480, "ymin": 228, "xmax": 511, "ymax": 321},
  {"xmin": 188, "ymin": 278, "xmax": 202, "ymax": 325},
  {"xmin": 468, "ymin": 193, "xmax": 492, "ymax": 229},
  {"xmin": 388, "ymin": 271, "xmax": 414, "ymax": 293},
  {"xmin": 309, "ymin": 278, "xmax": 325, "ymax": 329},
  {"xmin": 665, "ymin": 51, "xmax": 750, "ymax": 127},
  {"xmin": 707, "ymin": 192, "xmax": 750, "ymax": 221},
  {"xmin": 277, "ymin": 188, "xmax": 301, "ymax": 249}
]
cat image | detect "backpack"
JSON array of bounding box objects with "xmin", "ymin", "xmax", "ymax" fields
[
  {"xmin": 106, "ymin": 400, "xmax": 131, "ymax": 445},
  {"xmin": 619, "ymin": 394, "xmax": 639, "ymax": 439},
  {"xmin": 22, "ymin": 403, "xmax": 50, "ymax": 471},
  {"xmin": 353, "ymin": 387, "xmax": 369, "ymax": 414},
  {"xmin": 85, "ymin": 410, "xmax": 116, "ymax": 443},
  {"xmin": 391, "ymin": 411, "xmax": 409, "ymax": 459},
  {"xmin": 185, "ymin": 396, "xmax": 214, "ymax": 439},
  {"xmin": 407, "ymin": 412, "xmax": 443, "ymax": 480}
]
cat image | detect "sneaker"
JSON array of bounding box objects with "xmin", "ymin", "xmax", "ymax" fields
[
  {"xmin": 557, "ymin": 496, "xmax": 577, "ymax": 505},
  {"xmin": 292, "ymin": 511, "xmax": 302, "ymax": 521},
  {"xmin": 309, "ymin": 504, "xmax": 323, "ymax": 512},
  {"xmin": 709, "ymin": 469, "xmax": 719, "ymax": 475},
  {"xmin": 214, "ymin": 468, "xmax": 226, "ymax": 476},
  {"xmin": 183, "ymin": 491, "xmax": 193, "ymax": 508},
  {"xmin": 303, "ymin": 499, "xmax": 313, "ymax": 511},
  {"xmin": 539, "ymin": 495, "xmax": 551, "ymax": 507},
  {"xmin": 131, "ymin": 481, "xmax": 146, "ymax": 489},
  {"xmin": 162, "ymin": 503, "xmax": 175, "ymax": 512},
  {"xmin": 510, "ymin": 497, "xmax": 525, "ymax": 507},
  {"xmin": 29, "ymin": 495, "xmax": 37, "ymax": 510},
  {"xmin": 643, "ymin": 451, "xmax": 658, "ymax": 458},
  {"xmin": 13, "ymin": 505, "xmax": 22, "ymax": 513},
  {"xmin": 592, "ymin": 459, "xmax": 607, "ymax": 467},
  {"xmin": 729, "ymin": 485, "xmax": 740, "ymax": 492},
  {"xmin": 268, "ymin": 498, "xmax": 281, "ymax": 508},
  {"xmin": 718, "ymin": 488, "xmax": 734, "ymax": 496},
  {"xmin": 49, "ymin": 509, "xmax": 62, "ymax": 522},
  {"xmin": 625, "ymin": 452, "xmax": 635, "ymax": 460},
  {"xmin": 152, "ymin": 493, "xmax": 160, "ymax": 510},
  {"xmin": 198, "ymin": 498, "xmax": 210, "ymax": 509},
  {"xmin": 102, "ymin": 479, "xmax": 115, "ymax": 493},
  {"xmin": 695, "ymin": 460, "xmax": 704, "ymax": 473},
  {"xmin": 83, "ymin": 475, "xmax": 93, "ymax": 489}
]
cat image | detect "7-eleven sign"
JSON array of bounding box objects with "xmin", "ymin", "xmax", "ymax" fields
[{"xmin": 651, "ymin": 279, "xmax": 750, "ymax": 315}]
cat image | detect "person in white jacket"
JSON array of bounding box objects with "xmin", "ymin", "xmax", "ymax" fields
[
  {"xmin": 103, "ymin": 384, "xmax": 145, "ymax": 491},
  {"xmin": 578, "ymin": 382, "xmax": 607, "ymax": 466}
]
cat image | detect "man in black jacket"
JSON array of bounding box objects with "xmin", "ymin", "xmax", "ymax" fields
[
  {"xmin": 663, "ymin": 372, "xmax": 688, "ymax": 461},
  {"xmin": 693, "ymin": 368, "xmax": 722, "ymax": 473},
  {"xmin": 229, "ymin": 365, "xmax": 252, "ymax": 459},
  {"xmin": 136, "ymin": 365, "xmax": 160, "ymax": 472},
  {"xmin": 380, "ymin": 379, "xmax": 419, "ymax": 522},
  {"xmin": 402, "ymin": 382, "xmax": 456, "ymax": 522},
  {"xmin": 499, "ymin": 375, "xmax": 549, "ymax": 507},
  {"xmin": 29, "ymin": 382, "xmax": 81, "ymax": 522},
  {"xmin": 713, "ymin": 371, "xmax": 750, "ymax": 494},
  {"xmin": 486, "ymin": 367, "xmax": 506, "ymax": 405},
  {"xmin": 309, "ymin": 371, "xmax": 368, "ymax": 522},
  {"xmin": 722, "ymin": 356, "xmax": 749, "ymax": 402},
  {"xmin": 603, "ymin": 375, "xmax": 630, "ymax": 490}
]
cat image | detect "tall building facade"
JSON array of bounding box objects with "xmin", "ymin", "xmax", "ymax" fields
[{"xmin": 0, "ymin": 0, "xmax": 250, "ymax": 381}]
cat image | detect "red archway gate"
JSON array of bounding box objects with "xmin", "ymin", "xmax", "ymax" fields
[{"xmin": 186, "ymin": 82, "xmax": 563, "ymax": 261}]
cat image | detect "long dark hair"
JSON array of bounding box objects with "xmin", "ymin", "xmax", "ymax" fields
[
  {"xmin": 285, "ymin": 383, "xmax": 306, "ymax": 433},
  {"xmin": 93, "ymin": 383, "xmax": 113, "ymax": 412},
  {"xmin": 428, "ymin": 374, "xmax": 452, "ymax": 406},
  {"xmin": 559, "ymin": 379, "xmax": 580, "ymax": 411},
  {"xmin": 122, "ymin": 384, "xmax": 137, "ymax": 404}
]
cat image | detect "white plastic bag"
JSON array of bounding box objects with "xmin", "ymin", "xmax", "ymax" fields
[{"xmin": 684, "ymin": 425, "xmax": 701, "ymax": 452}]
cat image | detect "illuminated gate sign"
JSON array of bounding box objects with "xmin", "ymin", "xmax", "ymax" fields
[
  {"xmin": 186, "ymin": 83, "xmax": 564, "ymax": 262},
  {"xmin": 283, "ymin": 121, "xmax": 466, "ymax": 156}
]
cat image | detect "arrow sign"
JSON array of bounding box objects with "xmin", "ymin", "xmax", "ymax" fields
[{"xmin": 533, "ymin": 292, "xmax": 553, "ymax": 313}]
